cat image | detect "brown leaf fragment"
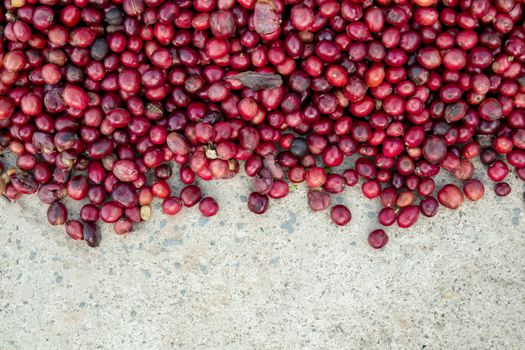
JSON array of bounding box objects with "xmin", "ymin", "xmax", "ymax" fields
[{"xmin": 226, "ymin": 71, "xmax": 283, "ymax": 90}]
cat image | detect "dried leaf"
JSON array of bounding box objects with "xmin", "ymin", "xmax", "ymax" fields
[{"xmin": 226, "ymin": 71, "xmax": 283, "ymax": 90}]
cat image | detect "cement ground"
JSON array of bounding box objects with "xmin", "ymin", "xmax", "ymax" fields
[{"xmin": 0, "ymin": 169, "xmax": 524, "ymax": 349}]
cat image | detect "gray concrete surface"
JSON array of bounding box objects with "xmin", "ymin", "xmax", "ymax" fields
[{"xmin": 0, "ymin": 165, "xmax": 524, "ymax": 349}]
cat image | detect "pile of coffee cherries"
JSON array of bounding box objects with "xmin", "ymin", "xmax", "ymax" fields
[{"xmin": 0, "ymin": 0, "xmax": 524, "ymax": 248}]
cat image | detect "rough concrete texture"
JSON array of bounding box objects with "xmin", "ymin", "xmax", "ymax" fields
[{"xmin": 0, "ymin": 165, "xmax": 524, "ymax": 350}]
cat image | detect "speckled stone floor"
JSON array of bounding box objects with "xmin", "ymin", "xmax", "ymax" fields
[{"xmin": 0, "ymin": 165, "xmax": 524, "ymax": 349}]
